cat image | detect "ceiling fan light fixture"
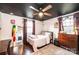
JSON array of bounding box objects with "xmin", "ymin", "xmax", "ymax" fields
[{"xmin": 38, "ymin": 12, "xmax": 44, "ymax": 18}]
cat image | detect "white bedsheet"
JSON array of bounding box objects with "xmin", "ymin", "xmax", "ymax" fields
[{"xmin": 27, "ymin": 34, "xmax": 50, "ymax": 52}]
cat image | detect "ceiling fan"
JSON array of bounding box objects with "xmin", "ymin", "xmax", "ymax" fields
[{"xmin": 29, "ymin": 4, "xmax": 52, "ymax": 18}]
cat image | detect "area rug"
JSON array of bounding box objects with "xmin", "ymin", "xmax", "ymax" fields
[{"xmin": 32, "ymin": 44, "xmax": 76, "ymax": 55}]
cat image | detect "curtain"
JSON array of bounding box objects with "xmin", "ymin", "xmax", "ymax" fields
[
  {"xmin": 58, "ymin": 17, "xmax": 63, "ymax": 33},
  {"xmin": 74, "ymin": 12, "xmax": 79, "ymax": 34},
  {"xmin": 33, "ymin": 20, "xmax": 35, "ymax": 35}
]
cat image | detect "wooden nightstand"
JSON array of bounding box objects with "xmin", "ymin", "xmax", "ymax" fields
[{"xmin": 54, "ymin": 39, "xmax": 59, "ymax": 46}]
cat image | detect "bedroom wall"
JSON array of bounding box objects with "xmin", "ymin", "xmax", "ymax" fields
[
  {"xmin": 35, "ymin": 20, "xmax": 43, "ymax": 34},
  {"xmin": 42, "ymin": 11, "xmax": 79, "ymax": 40},
  {"xmin": 0, "ymin": 12, "xmax": 23, "ymax": 40},
  {"xmin": 43, "ymin": 18, "xmax": 59, "ymax": 39}
]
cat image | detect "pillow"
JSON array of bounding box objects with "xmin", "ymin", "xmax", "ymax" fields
[
  {"xmin": 29, "ymin": 35, "xmax": 36, "ymax": 39},
  {"xmin": 45, "ymin": 32, "xmax": 50, "ymax": 35}
]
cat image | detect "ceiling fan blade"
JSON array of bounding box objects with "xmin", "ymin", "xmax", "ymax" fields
[
  {"xmin": 29, "ymin": 6, "xmax": 39, "ymax": 12},
  {"xmin": 44, "ymin": 12, "xmax": 52, "ymax": 16},
  {"xmin": 42, "ymin": 5, "xmax": 52, "ymax": 12},
  {"xmin": 33, "ymin": 13, "xmax": 38, "ymax": 15}
]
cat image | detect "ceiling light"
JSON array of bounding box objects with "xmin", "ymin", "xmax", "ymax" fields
[{"xmin": 38, "ymin": 12, "xmax": 43, "ymax": 18}]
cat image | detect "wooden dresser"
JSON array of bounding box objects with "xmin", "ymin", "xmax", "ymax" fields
[{"xmin": 58, "ymin": 33, "xmax": 78, "ymax": 53}]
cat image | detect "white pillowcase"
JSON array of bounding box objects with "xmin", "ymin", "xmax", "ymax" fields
[{"xmin": 45, "ymin": 32, "xmax": 50, "ymax": 36}]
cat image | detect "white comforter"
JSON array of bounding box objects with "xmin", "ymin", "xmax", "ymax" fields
[{"xmin": 27, "ymin": 34, "xmax": 50, "ymax": 52}]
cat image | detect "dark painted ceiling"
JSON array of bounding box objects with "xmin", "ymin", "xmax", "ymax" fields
[{"xmin": 0, "ymin": 3, "xmax": 79, "ymax": 21}]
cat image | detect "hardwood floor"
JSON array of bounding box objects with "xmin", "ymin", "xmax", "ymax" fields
[
  {"xmin": 23, "ymin": 44, "xmax": 33, "ymax": 55},
  {"xmin": 0, "ymin": 52, "xmax": 6, "ymax": 55},
  {"xmin": 0, "ymin": 43, "xmax": 33, "ymax": 55},
  {"xmin": 0, "ymin": 43, "xmax": 76, "ymax": 55},
  {"xmin": 11, "ymin": 43, "xmax": 33, "ymax": 55},
  {"xmin": 32, "ymin": 44, "xmax": 76, "ymax": 55}
]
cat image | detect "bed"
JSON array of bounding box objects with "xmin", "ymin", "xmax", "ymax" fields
[{"xmin": 27, "ymin": 32, "xmax": 51, "ymax": 52}]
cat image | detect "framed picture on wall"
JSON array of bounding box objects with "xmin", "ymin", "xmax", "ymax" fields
[
  {"xmin": 11, "ymin": 19, "xmax": 15, "ymax": 24},
  {"xmin": 54, "ymin": 22, "xmax": 58, "ymax": 28}
]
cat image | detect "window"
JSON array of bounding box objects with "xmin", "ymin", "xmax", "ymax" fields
[
  {"xmin": 62, "ymin": 16, "xmax": 74, "ymax": 34},
  {"xmin": 27, "ymin": 21, "xmax": 33, "ymax": 35}
]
